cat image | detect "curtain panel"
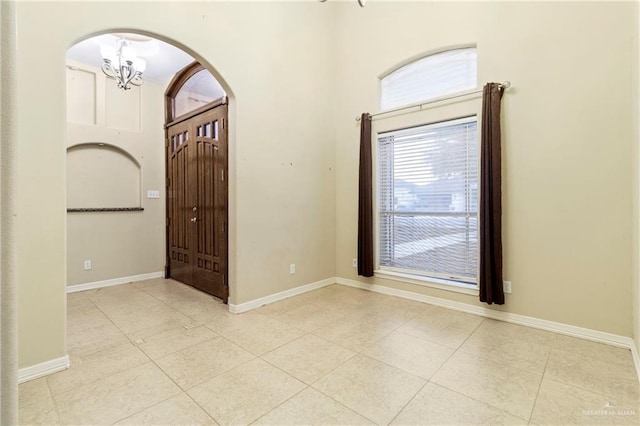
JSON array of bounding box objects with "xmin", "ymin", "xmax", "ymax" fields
[
  {"xmin": 357, "ymin": 113, "xmax": 374, "ymax": 277},
  {"xmin": 479, "ymin": 83, "xmax": 505, "ymax": 305}
]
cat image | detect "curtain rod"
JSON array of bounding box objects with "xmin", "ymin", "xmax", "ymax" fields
[{"xmin": 355, "ymin": 81, "xmax": 511, "ymax": 122}]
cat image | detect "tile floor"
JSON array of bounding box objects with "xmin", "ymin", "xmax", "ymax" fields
[{"xmin": 19, "ymin": 278, "xmax": 640, "ymax": 425}]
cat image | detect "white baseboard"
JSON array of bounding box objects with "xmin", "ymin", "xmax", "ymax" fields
[
  {"xmin": 228, "ymin": 277, "xmax": 336, "ymax": 314},
  {"xmin": 337, "ymin": 276, "xmax": 638, "ymax": 355},
  {"xmin": 18, "ymin": 355, "xmax": 70, "ymax": 384},
  {"xmin": 67, "ymin": 271, "xmax": 164, "ymax": 293}
]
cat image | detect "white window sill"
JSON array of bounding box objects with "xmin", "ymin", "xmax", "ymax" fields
[{"xmin": 374, "ymin": 269, "xmax": 479, "ymax": 296}]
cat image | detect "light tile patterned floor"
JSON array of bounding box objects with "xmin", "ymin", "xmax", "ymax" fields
[{"xmin": 19, "ymin": 278, "xmax": 640, "ymax": 425}]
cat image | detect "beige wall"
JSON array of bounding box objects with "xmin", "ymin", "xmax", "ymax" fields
[
  {"xmin": 334, "ymin": 1, "xmax": 635, "ymax": 337},
  {"xmin": 66, "ymin": 61, "xmax": 165, "ymax": 286},
  {"xmin": 1, "ymin": 1, "xmax": 21, "ymax": 423},
  {"xmin": 16, "ymin": 1, "xmax": 336, "ymax": 368},
  {"xmin": 12, "ymin": 0, "xmax": 638, "ymax": 371},
  {"xmin": 634, "ymin": 1, "xmax": 640, "ymax": 357}
]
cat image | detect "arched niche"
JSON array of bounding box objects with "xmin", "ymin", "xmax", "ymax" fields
[{"xmin": 66, "ymin": 142, "xmax": 142, "ymax": 210}]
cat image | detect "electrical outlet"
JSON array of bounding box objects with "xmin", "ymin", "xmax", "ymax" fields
[
  {"xmin": 352, "ymin": 258, "xmax": 357, "ymax": 267},
  {"xmin": 84, "ymin": 260, "xmax": 92, "ymax": 270},
  {"xmin": 503, "ymin": 280, "xmax": 512, "ymax": 294},
  {"xmin": 147, "ymin": 190, "xmax": 160, "ymax": 199},
  {"xmin": 289, "ymin": 264, "xmax": 296, "ymax": 274}
]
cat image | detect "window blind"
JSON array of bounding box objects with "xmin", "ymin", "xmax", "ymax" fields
[
  {"xmin": 378, "ymin": 117, "xmax": 478, "ymax": 283},
  {"xmin": 380, "ymin": 48, "xmax": 477, "ymax": 111}
]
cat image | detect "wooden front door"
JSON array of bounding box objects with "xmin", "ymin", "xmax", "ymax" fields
[{"xmin": 165, "ymin": 62, "xmax": 228, "ymax": 302}]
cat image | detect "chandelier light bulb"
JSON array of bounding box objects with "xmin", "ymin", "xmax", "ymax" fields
[
  {"xmin": 99, "ymin": 43, "xmax": 115, "ymax": 59},
  {"xmin": 120, "ymin": 45, "xmax": 135, "ymax": 63},
  {"xmin": 133, "ymin": 58, "xmax": 147, "ymax": 73},
  {"xmin": 317, "ymin": 0, "xmax": 365, "ymax": 7}
]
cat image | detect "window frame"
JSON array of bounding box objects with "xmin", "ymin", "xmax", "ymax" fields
[
  {"xmin": 377, "ymin": 115, "xmax": 479, "ymax": 283},
  {"xmin": 373, "ymin": 50, "xmax": 482, "ymax": 294}
]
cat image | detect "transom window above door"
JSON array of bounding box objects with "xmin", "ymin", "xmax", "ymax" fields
[{"xmin": 166, "ymin": 63, "xmax": 226, "ymax": 123}]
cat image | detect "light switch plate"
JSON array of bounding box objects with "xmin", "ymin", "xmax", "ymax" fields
[{"xmin": 147, "ymin": 190, "xmax": 160, "ymax": 199}]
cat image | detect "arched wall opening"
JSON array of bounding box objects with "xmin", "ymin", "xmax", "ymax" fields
[
  {"xmin": 64, "ymin": 29, "xmax": 237, "ymax": 307},
  {"xmin": 16, "ymin": 1, "xmax": 337, "ymax": 378}
]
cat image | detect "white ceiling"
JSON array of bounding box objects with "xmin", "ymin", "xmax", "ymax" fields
[{"xmin": 66, "ymin": 33, "xmax": 195, "ymax": 85}]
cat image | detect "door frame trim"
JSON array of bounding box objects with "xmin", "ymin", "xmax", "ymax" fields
[{"xmin": 164, "ymin": 62, "xmax": 230, "ymax": 302}]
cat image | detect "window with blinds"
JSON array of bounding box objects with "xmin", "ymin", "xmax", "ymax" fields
[
  {"xmin": 378, "ymin": 116, "xmax": 478, "ymax": 283},
  {"xmin": 380, "ymin": 48, "xmax": 477, "ymax": 111}
]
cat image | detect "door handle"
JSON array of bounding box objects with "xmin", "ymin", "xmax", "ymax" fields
[{"xmin": 191, "ymin": 217, "xmax": 197, "ymax": 223}]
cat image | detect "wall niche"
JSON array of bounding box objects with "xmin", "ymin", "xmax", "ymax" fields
[{"xmin": 66, "ymin": 143, "xmax": 142, "ymax": 211}]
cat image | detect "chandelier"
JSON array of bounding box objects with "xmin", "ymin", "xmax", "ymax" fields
[
  {"xmin": 100, "ymin": 38, "xmax": 147, "ymax": 90},
  {"xmin": 319, "ymin": 0, "xmax": 365, "ymax": 6}
]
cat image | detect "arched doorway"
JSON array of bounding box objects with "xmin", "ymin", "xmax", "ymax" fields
[
  {"xmin": 164, "ymin": 62, "xmax": 229, "ymax": 302},
  {"xmin": 65, "ymin": 32, "xmax": 233, "ymax": 306}
]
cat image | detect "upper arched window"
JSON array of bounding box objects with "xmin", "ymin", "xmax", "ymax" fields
[
  {"xmin": 380, "ymin": 47, "xmax": 477, "ymax": 110},
  {"xmin": 166, "ymin": 62, "xmax": 226, "ymax": 122},
  {"xmin": 174, "ymin": 69, "xmax": 225, "ymax": 118}
]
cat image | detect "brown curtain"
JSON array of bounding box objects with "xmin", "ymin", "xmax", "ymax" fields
[
  {"xmin": 358, "ymin": 113, "xmax": 374, "ymax": 277},
  {"xmin": 479, "ymin": 83, "xmax": 505, "ymax": 305}
]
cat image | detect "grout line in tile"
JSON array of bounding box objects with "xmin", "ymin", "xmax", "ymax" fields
[
  {"xmin": 307, "ymin": 349, "xmax": 361, "ymax": 389},
  {"xmin": 122, "ymin": 335, "xmax": 242, "ymax": 424},
  {"xmin": 527, "ymin": 347, "xmax": 552, "ymax": 424},
  {"xmin": 62, "ymin": 283, "xmax": 307, "ymax": 424},
  {"xmin": 116, "ymin": 393, "xmax": 176, "ymax": 424},
  {"xmin": 452, "ymin": 314, "xmax": 485, "ymax": 345},
  {"xmin": 64, "ymin": 280, "xmax": 638, "ymax": 426},
  {"xmin": 248, "ymin": 385, "xmax": 311, "ymax": 425},
  {"xmin": 389, "ymin": 314, "xmax": 485, "ymax": 352},
  {"xmin": 160, "ymin": 336, "xmax": 258, "ymax": 392},
  {"xmin": 134, "ymin": 279, "xmax": 225, "ymax": 325},
  {"xmin": 49, "ymin": 361, "xmax": 158, "ymax": 421},
  {"xmin": 138, "ymin": 332, "xmax": 221, "ymax": 362},
  {"xmin": 17, "ymin": 379, "xmax": 55, "ymax": 413},
  {"xmin": 97, "ymin": 288, "xmax": 204, "ymax": 343},
  {"xmin": 170, "ymin": 345, "xmax": 280, "ymax": 424},
  {"xmin": 429, "ymin": 318, "xmax": 545, "ymax": 422},
  {"xmin": 306, "ymin": 313, "xmax": 411, "ymax": 355},
  {"xmin": 387, "ymin": 380, "xmax": 429, "ymax": 425},
  {"xmin": 148, "ymin": 357, "xmax": 221, "ymax": 422},
  {"xmin": 70, "ymin": 288, "xmax": 155, "ymax": 360},
  {"xmin": 58, "ymin": 285, "xmax": 172, "ymax": 424},
  {"xmin": 87, "ymin": 292, "xmax": 145, "ymax": 348},
  {"xmin": 142, "ymin": 281, "xmax": 213, "ymax": 304},
  {"xmin": 535, "ymin": 369, "xmax": 638, "ymax": 406},
  {"xmin": 307, "ymin": 351, "xmax": 427, "ymax": 425},
  {"xmin": 240, "ymin": 327, "xmax": 309, "ymax": 357},
  {"xmin": 427, "ymin": 379, "xmax": 531, "ymax": 424},
  {"xmin": 383, "ymin": 320, "xmax": 472, "ymax": 424},
  {"xmin": 308, "ymin": 384, "xmax": 381, "ymax": 426},
  {"xmin": 398, "ymin": 316, "xmax": 537, "ymax": 422},
  {"xmin": 34, "ymin": 374, "xmax": 64, "ymax": 425},
  {"xmin": 453, "ymin": 344, "xmax": 550, "ymax": 378},
  {"xmin": 260, "ymin": 336, "xmax": 360, "ymax": 389}
]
